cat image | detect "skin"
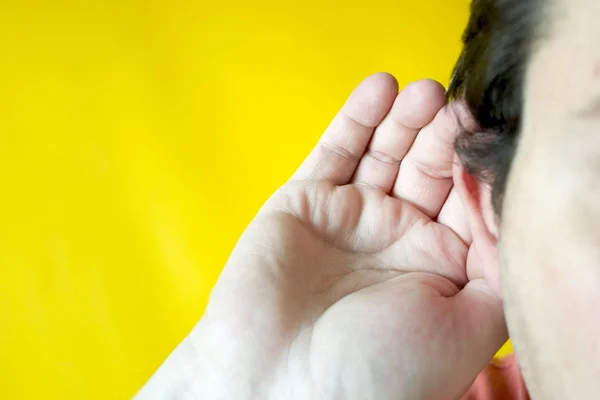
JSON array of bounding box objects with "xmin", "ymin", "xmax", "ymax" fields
[
  {"xmin": 495, "ymin": 0, "xmax": 600, "ymax": 397},
  {"xmin": 134, "ymin": 74, "xmax": 508, "ymax": 400}
]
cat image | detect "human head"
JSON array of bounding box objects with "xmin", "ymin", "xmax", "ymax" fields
[{"xmin": 450, "ymin": 0, "xmax": 600, "ymax": 398}]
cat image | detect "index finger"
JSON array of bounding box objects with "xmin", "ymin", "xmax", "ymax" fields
[{"xmin": 292, "ymin": 73, "xmax": 398, "ymax": 185}]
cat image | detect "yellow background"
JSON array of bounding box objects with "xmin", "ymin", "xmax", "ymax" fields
[{"xmin": 0, "ymin": 0, "xmax": 511, "ymax": 398}]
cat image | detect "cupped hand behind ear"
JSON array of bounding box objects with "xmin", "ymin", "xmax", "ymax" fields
[{"xmin": 136, "ymin": 74, "xmax": 508, "ymax": 400}]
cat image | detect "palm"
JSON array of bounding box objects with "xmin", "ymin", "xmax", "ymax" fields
[
  {"xmin": 269, "ymin": 180, "xmax": 468, "ymax": 282},
  {"xmin": 237, "ymin": 180, "xmax": 474, "ymax": 399}
]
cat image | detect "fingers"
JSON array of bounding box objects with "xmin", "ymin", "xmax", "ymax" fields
[
  {"xmin": 292, "ymin": 73, "xmax": 398, "ymax": 185},
  {"xmin": 391, "ymin": 102, "xmax": 472, "ymax": 218},
  {"xmin": 437, "ymin": 187, "xmax": 472, "ymax": 245},
  {"xmin": 351, "ymin": 80, "xmax": 446, "ymax": 192}
]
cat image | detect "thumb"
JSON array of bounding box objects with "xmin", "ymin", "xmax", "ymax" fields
[{"xmin": 450, "ymin": 278, "xmax": 509, "ymax": 387}]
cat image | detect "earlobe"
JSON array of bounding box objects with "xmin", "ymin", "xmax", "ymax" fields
[{"xmin": 453, "ymin": 156, "xmax": 502, "ymax": 297}]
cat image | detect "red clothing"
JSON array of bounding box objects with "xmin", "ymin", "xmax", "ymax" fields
[{"xmin": 462, "ymin": 355, "xmax": 529, "ymax": 399}]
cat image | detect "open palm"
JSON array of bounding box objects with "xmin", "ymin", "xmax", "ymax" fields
[{"xmin": 137, "ymin": 74, "xmax": 508, "ymax": 400}]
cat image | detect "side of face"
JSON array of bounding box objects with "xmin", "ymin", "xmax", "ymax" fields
[
  {"xmin": 455, "ymin": 0, "xmax": 600, "ymax": 397},
  {"xmin": 501, "ymin": 0, "xmax": 600, "ymax": 397}
]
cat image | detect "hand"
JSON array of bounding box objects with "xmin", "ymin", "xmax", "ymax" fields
[{"xmin": 136, "ymin": 73, "xmax": 508, "ymax": 400}]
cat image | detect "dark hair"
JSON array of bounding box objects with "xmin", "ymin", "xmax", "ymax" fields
[{"xmin": 447, "ymin": 0, "xmax": 543, "ymax": 215}]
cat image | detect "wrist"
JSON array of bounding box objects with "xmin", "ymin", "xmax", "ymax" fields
[
  {"xmin": 135, "ymin": 327, "xmax": 270, "ymax": 400},
  {"xmin": 133, "ymin": 334, "xmax": 206, "ymax": 399}
]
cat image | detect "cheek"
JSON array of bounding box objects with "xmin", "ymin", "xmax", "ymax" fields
[{"xmin": 500, "ymin": 135, "xmax": 600, "ymax": 393}]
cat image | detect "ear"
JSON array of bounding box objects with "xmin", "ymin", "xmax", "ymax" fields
[{"xmin": 453, "ymin": 155, "xmax": 502, "ymax": 297}]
